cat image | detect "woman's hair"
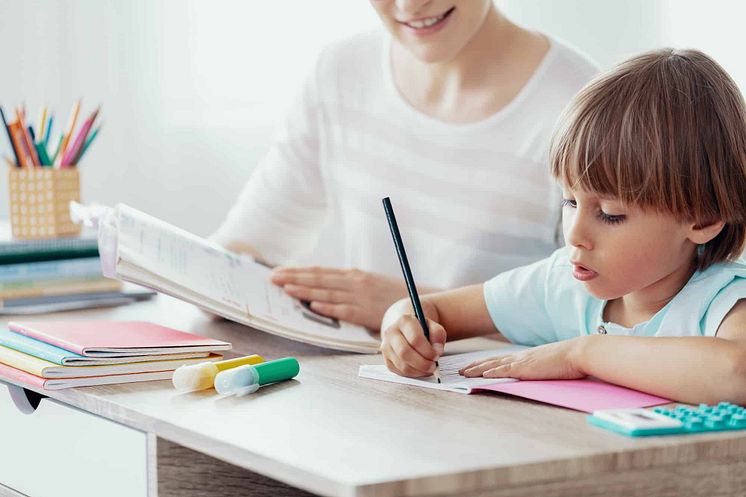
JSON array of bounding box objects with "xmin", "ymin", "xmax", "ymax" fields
[{"xmin": 550, "ymin": 48, "xmax": 746, "ymax": 269}]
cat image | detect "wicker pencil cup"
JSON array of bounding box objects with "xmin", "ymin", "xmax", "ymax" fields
[{"xmin": 8, "ymin": 168, "xmax": 82, "ymax": 239}]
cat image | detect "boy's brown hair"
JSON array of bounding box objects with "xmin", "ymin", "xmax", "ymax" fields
[{"xmin": 550, "ymin": 48, "xmax": 746, "ymax": 269}]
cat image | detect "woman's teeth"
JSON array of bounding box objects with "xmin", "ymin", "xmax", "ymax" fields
[{"xmin": 406, "ymin": 12, "xmax": 447, "ymax": 29}]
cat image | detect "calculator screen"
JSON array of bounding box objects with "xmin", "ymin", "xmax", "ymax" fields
[{"xmin": 629, "ymin": 412, "xmax": 657, "ymax": 421}]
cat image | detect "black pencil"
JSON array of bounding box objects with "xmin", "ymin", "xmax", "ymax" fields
[
  {"xmin": 0, "ymin": 106, "xmax": 21, "ymax": 167},
  {"xmin": 382, "ymin": 197, "xmax": 441, "ymax": 383}
]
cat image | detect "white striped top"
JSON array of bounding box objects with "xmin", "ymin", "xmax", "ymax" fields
[{"xmin": 214, "ymin": 31, "xmax": 598, "ymax": 289}]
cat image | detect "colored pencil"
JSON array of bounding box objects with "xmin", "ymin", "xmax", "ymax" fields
[
  {"xmin": 75, "ymin": 125, "xmax": 101, "ymax": 165},
  {"xmin": 61, "ymin": 106, "xmax": 99, "ymax": 167},
  {"xmin": 56, "ymin": 100, "xmax": 81, "ymax": 167},
  {"xmin": 0, "ymin": 106, "xmax": 21, "ymax": 167},
  {"xmin": 38, "ymin": 106, "xmax": 48, "ymax": 141},
  {"xmin": 16, "ymin": 108, "xmax": 40, "ymax": 166},
  {"xmin": 43, "ymin": 115, "xmax": 53, "ymax": 147}
]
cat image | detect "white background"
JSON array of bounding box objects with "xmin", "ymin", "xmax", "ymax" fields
[{"xmin": 1, "ymin": 0, "xmax": 745, "ymax": 236}]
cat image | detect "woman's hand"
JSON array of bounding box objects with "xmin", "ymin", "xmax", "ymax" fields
[
  {"xmin": 380, "ymin": 314, "xmax": 447, "ymax": 377},
  {"xmin": 459, "ymin": 338, "xmax": 587, "ymax": 380},
  {"xmin": 271, "ymin": 266, "xmax": 417, "ymax": 330}
]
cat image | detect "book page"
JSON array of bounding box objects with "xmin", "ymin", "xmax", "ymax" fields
[
  {"xmin": 113, "ymin": 204, "xmax": 378, "ymax": 348},
  {"xmin": 359, "ymin": 346, "xmax": 527, "ymax": 393},
  {"xmin": 115, "ymin": 204, "xmax": 268, "ymax": 315}
]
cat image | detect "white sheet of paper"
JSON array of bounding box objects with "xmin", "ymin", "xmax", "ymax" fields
[{"xmin": 359, "ymin": 345, "xmax": 528, "ymax": 393}]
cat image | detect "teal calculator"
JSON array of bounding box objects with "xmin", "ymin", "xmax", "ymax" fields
[{"xmin": 587, "ymin": 402, "xmax": 746, "ymax": 437}]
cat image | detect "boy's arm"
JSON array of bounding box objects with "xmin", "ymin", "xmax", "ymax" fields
[
  {"xmin": 380, "ymin": 284, "xmax": 501, "ymax": 377},
  {"xmin": 382, "ymin": 284, "xmax": 499, "ymax": 341},
  {"xmin": 576, "ymin": 299, "xmax": 746, "ymax": 404}
]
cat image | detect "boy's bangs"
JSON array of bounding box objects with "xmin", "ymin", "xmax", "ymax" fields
[{"xmin": 550, "ymin": 72, "xmax": 683, "ymax": 215}]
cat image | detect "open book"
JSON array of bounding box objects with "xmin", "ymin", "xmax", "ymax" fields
[{"xmin": 72, "ymin": 203, "xmax": 380, "ymax": 353}]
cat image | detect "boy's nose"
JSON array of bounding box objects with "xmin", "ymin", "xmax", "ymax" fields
[{"xmin": 564, "ymin": 214, "xmax": 593, "ymax": 250}]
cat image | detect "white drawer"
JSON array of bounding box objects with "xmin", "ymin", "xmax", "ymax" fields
[{"xmin": 0, "ymin": 382, "xmax": 148, "ymax": 497}]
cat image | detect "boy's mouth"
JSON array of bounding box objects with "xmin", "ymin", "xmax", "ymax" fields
[{"xmin": 571, "ymin": 262, "xmax": 599, "ymax": 282}]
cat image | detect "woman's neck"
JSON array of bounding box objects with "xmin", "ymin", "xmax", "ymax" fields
[{"xmin": 390, "ymin": 8, "xmax": 549, "ymax": 123}]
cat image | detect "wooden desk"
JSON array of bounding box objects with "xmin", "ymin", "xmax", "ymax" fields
[{"xmin": 2, "ymin": 295, "xmax": 746, "ymax": 497}]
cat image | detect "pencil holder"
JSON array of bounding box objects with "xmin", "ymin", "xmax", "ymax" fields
[{"xmin": 8, "ymin": 168, "xmax": 82, "ymax": 239}]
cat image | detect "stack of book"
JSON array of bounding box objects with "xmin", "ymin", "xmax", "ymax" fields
[
  {"xmin": 0, "ymin": 226, "xmax": 155, "ymax": 314},
  {"xmin": 0, "ymin": 321, "xmax": 232, "ymax": 390}
]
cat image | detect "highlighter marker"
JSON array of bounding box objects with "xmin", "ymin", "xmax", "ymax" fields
[
  {"xmin": 172, "ymin": 354, "xmax": 264, "ymax": 393},
  {"xmin": 214, "ymin": 357, "xmax": 300, "ymax": 397}
]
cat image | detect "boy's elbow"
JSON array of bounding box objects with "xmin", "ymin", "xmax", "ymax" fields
[{"xmin": 721, "ymin": 346, "xmax": 746, "ymax": 404}]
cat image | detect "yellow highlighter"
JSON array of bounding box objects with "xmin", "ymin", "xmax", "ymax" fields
[{"xmin": 172, "ymin": 355, "xmax": 264, "ymax": 393}]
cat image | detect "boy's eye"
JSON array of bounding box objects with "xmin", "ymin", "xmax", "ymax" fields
[
  {"xmin": 599, "ymin": 211, "xmax": 626, "ymax": 225},
  {"xmin": 560, "ymin": 198, "xmax": 577, "ymax": 208}
]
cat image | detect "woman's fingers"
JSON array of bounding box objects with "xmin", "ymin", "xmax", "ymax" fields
[
  {"xmin": 283, "ymin": 284, "xmax": 348, "ymax": 304},
  {"xmin": 271, "ymin": 266, "xmax": 352, "ymax": 290}
]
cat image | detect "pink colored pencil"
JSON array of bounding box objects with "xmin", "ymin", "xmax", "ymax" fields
[{"xmin": 61, "ymin": 107, "xmax": 99, "ymax": 167}]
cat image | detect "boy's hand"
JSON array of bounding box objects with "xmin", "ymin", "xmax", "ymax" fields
[
  {"xmin": 381, "ymin": 315, "xmax": 447, "ymax": 377},
  {"xmin": 271, "ymin": 266, "xmax": 412, "ymax": 330},
  {"xmin": 459, "ymin": 338, "xmax": 586, "ymax": 380}
]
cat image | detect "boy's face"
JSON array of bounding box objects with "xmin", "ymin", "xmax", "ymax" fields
[
  {"xmin": 369, "ymin": 0, "xmax": 492, "ymax": 63},
  {"xmin": 561, "ymin": 187, "xmax": 698, "ymax": 303}
]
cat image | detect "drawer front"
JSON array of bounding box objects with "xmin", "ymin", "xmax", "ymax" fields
[{"xmin": 0, "ymin": 383, "xmax": 148, "ymax": 497}]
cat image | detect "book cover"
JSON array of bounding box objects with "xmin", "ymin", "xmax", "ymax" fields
[
  {"xmin": 8, "ymin": 321, "xmax": 232, "ymax": 357},
  {"xmin": 0, "ymin": 344, "xmax": 220, "ymax": 378},
  {"xmin": 0, "ymin": 361, "xmax": 172, "ymax": 390},
  {"xmin": 0, "ymin": 328, "xmax": 208, "ymax": 365}
]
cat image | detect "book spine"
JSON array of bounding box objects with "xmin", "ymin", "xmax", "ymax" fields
[
  {"xmin": 0, "ymin": 278, "xmax": 121, "ymax": 299},
  {"xmin": 0, "ymin": 275, "xmax": 110, "ymax": 291},
  {"xmin": 0, "ymin": 330, "xmax": 68, "ymax": 365},
  {"xmin": 7, "ymin": 322, "xmax": 85, "ymax": 356},
  {"xmin": 0, "ymin": 247, "xmax": 100, "ymax": 265},
  {"xmin": 0, "ymin": 345, "xmax": 47, "ymax": 377},
  {"xmin": 0, "ymin": 257, "xmax": 103, "ymax": 283}
]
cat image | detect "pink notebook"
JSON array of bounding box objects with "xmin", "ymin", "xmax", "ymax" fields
[
  {"xmin": 8, "ymin": 321, "xmax": 232, "ymax": 357},
  {"xmin": 475, "ymin": 378, "xmax": 669, "ymax": 413}
]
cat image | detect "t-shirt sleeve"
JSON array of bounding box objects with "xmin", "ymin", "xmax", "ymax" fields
[
  {"xmin": 211, "ymin": 57, "xmax": 328, "ymax": 264},
  {"xmin": 703, "ymin": 276, "xmax": 746, "ymax": 337},
  {"xmin": 482, "ymin": 249, "xmax": 565, "ymax": 346}
]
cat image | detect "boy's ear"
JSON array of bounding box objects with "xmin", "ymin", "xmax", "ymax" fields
[{"xmin": 688, "ymin": 220, "xmax": 726, "ymax": 244}]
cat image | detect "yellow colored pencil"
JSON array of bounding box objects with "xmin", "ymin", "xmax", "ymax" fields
[{"xmin": 38, "ymin": 106, "xmax": 48, "ymax": 140}]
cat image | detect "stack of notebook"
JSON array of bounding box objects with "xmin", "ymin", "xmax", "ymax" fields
[
  {"xmin": 0, "ymin": 225, "xmax": 156, "ymax": 314},
  {"xmin": 0, "ymin": 321, "xmax": 231, "ymax": 390}
]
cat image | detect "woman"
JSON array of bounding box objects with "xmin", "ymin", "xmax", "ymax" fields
[{"xmin": 213, "ymin": 0, "xmax": 598, "ymax": 330}]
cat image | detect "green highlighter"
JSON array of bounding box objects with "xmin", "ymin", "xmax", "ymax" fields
[{"xmin": 214, "ymin": 357, "xmax": 300, "ymax": 397}]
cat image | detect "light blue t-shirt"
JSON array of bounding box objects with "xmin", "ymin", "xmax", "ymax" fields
[{"xmin": 483, "ymin": 247, "xmax": 746, "ymax": 345}]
